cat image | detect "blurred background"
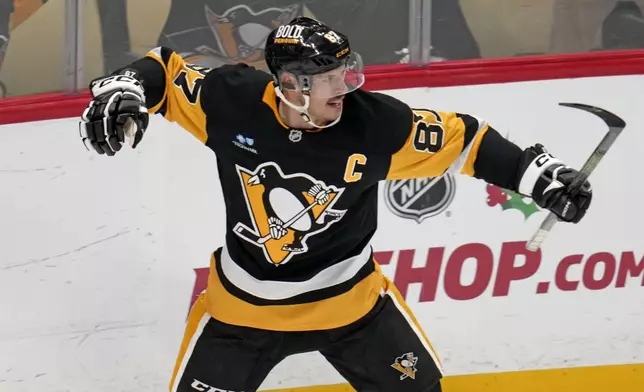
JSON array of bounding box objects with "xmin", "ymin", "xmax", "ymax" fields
[{"xmin": 1, "ymin": 0, "xmax": 643, "ymax": 98}]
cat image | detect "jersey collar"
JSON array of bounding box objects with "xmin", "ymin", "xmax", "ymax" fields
[
  {"xmin": 262, "ymin": 82, "xmax": 289, "ymax": 129},
  {"xmin": 261, "ymin": 82, "xmax": 323, "ymax": 133}
]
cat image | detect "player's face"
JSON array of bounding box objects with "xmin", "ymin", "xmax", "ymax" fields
[
  {"xmin": 281, "ymin": 69, "xmax": 347, "ymax": 125},
  {"xmin": 280, "ymin": 61, "xmax": 364, "ymax": 126},
  {"xmin": 307, "ymin": 66, "xmax": 350, "ymax": 122}
]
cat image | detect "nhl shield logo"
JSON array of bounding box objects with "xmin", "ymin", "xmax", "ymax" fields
[
  {"xmin": 384, "ymin": 175, "xmax": 456, "ymax": 223},
  {"xmin": 289, "ymin": 129, "xmax": 303, "ymax": 143}
]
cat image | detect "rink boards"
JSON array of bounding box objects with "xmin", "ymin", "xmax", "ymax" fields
[{"xmin": 0, "ymin": 74, "xmax": 643, "ymax": 391}]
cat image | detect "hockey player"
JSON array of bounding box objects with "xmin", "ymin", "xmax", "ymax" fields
[{"xmin": 79, "ymin": 17, "xmax": 592, "ymax": 392}]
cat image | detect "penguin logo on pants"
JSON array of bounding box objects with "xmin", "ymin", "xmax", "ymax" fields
[{"xmin": 233, "ymin": 162, "xmax": 346, "ymax": 265}]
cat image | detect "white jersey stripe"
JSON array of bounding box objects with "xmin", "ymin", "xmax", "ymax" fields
[
  {"xmin": 448, "ymin": 116, "xmax": 487, "ymax": 174},
  {"xmin": 220, "ymin": 244, "xmax": 372, "ymax": 301}
]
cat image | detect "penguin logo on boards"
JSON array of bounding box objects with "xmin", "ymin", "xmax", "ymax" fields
[
  {"xmin": 233, "ymin": 162, "xmax": 346, "ymax": 265},
  {"xmin": 180, "ymin": 4, "xmax": 303, "ymax": 71}
]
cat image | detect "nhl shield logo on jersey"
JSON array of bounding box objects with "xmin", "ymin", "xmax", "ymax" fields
[
  {"xmin": 233, "ymin": 162, "xmax": 346, "ymax": 265},
  {"xmin": 384, "ymin": 175, "xmax": 456, "ymax": 223},
  {"xmin": 288, "ymin": 129, "xmax": 303, "ymax": 143},
  {"xmin": 391, "ymin": 352, "xmax": 418, "ymax": 380}
]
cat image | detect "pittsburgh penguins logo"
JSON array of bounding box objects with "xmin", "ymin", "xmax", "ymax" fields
[
  {"xmin": 233, "ymin": 162, "xmax": 346, "ymax": 265},
  {"xmin": 181, "ymin": 4, "xmax": 303, "ymax": 71},
  {"xmin": 391, "ymin": 352, "xmax": 418, "ymax": 380}
]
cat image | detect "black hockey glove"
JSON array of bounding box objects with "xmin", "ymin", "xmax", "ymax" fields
[
  {"xmin": 516, "ymin": 144, "xmax": 592, "ymax": 223},
  {"xmin": 79, "ymin": 73, "xmax": 149, "ymax": 156}
]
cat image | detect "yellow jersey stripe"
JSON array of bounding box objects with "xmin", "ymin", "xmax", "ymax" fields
[
  {"xmin": 144, "ymin": 47, "xmax": 208, "ymax": 144},
  {"xmin": 204, "ymin": 250, "xmax": 386, "ymax": 331}
]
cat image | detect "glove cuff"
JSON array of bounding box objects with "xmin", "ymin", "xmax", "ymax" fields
[
  {"xmin": 89, "ymin": 74, "xmax": 146, "ymax": 102},
  {"xmin": 517, "ymin": 151, "xmax": 564, "ymax": 196}
]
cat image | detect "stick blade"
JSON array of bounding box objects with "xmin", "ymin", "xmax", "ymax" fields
[
  {"xmin": 559, "ymin": 103, "xmax": 626, "ymax": 129},
  {"xmin": 525, "ymin": 103, "xmax": 626, "ymax": 253}
]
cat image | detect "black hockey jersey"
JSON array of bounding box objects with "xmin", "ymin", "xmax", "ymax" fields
[{"xmin": 141, "ymin": 46, "xmax": 491, "ymax": 331}]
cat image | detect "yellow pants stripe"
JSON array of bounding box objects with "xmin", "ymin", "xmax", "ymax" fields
[
  {"xmin": 169, "ymin": 292, "xmax": 210, "ymax": 392},
  {"xmin": 383, "ymin": 277, "xmax": 444, "ymax": 373}
]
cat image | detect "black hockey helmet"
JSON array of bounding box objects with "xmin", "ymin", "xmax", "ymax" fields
[{"xmin": 264, "ymin": 17, "xmax": 364, "ymax": 97}]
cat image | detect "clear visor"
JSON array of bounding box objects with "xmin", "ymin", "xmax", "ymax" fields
[
  {"xmin": 284, "ymin": 52, "xmax": 365, "ymax": 100},
  {"xmin": 310, "ymin": 52, "xmax": 365, "ymax": 99}
]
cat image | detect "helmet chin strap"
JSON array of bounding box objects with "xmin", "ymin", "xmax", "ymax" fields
[{"xmin": 274, "ymin": 86, "xmax": 342, "ymax": 129}]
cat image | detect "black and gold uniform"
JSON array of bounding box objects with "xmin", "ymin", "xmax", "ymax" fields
[
  {"xmin": 78, "ymin": 17, "xmax": 593, "ymax": 392},
  {"xmin": 143, "ymin": 43, "xmax": 491, "ymax": 327},
  {"xmin": 141, "ymin": 46, "xmax": 486, "ymax": 392}
]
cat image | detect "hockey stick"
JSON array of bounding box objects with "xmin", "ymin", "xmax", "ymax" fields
[
  {"xmin": 235, "ymin": 190, "xmax": 331, "ymax": 245},
  {"xmin": 525, "ymin": 103, "xmax": 626, "ymax": 252}
]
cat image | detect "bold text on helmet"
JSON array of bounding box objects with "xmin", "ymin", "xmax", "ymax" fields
[{"xmin": 275, "ymin": 25, "xmax": 305, "ymax": 40}]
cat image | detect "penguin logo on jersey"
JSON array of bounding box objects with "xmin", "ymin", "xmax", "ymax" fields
[
  {"xmin": 391, "ymin": 352, "xmax": 418, "ymax": 380},
  {"xmin": 233, "ymin": 162, "xmax": 346, "ymax": 265}
]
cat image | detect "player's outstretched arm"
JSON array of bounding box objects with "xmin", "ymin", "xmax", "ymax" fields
[
  {"xmin": 386, "ymin": 108, "xmax": 592, "ymax": 224},
  {"xmin": 79, "ymin": 46, "xmax": 212, "ymax": 155}
]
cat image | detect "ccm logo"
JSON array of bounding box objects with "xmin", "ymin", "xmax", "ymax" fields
[
  {"xmin": 535, "ymin": 153, "xmax": 555, "ymax": 168},
  {"xmin": 97, "ymin": 75, "xmax": 140, "ymax": 88}
]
